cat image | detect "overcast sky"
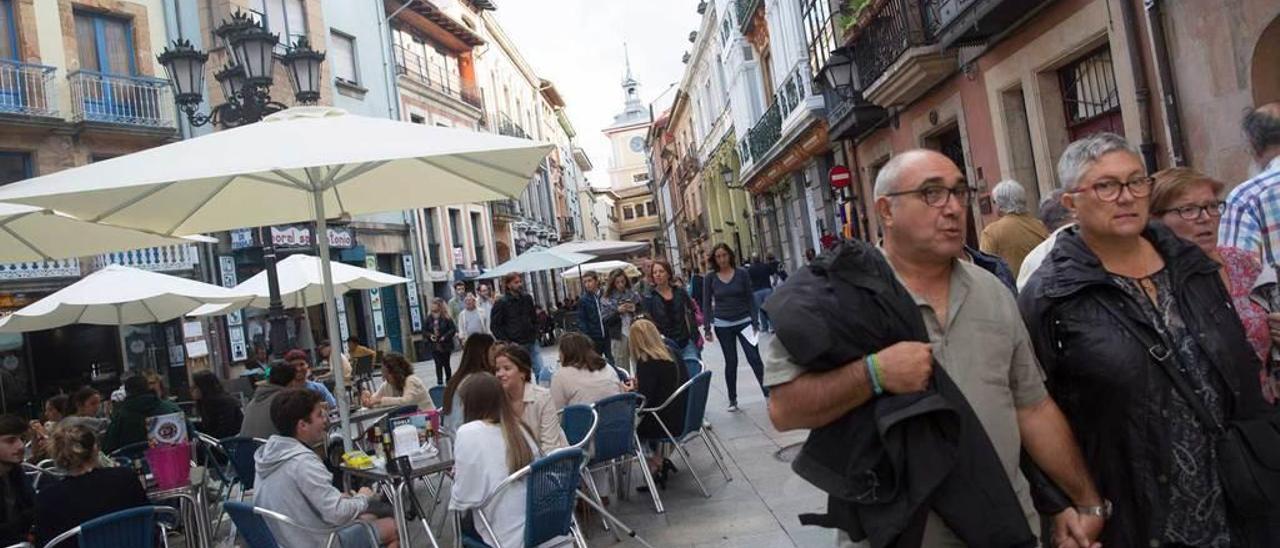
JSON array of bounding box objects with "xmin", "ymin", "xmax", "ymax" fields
[{"xmin": 491, "ymin": 1, "xmax": 701, "ymax": 188}]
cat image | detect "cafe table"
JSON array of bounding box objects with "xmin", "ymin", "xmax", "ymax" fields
[{"xmin": 340, "ymin": 434, "xmax": 453, "ymax": 548}]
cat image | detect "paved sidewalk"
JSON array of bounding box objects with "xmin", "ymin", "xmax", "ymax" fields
[{"xmin": 409, "ymin": 340, "xmax": 832, "ymax": 548}]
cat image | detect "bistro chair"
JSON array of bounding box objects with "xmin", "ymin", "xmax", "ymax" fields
[
  {"xmin": 42, "ymin": 506, "xmax": 178, "ymax": 548},
  {"xmin": 558, "ymin": 404, "xmax": 597, "ymax": 451},
  {"xmin": 684, "ymin": 357, "xmax": 703, "ymax": 378},
  {"xmin": 219, "ymin": 437, "xmax": 265, "ymax": 498},
  {"xmin": 22, "ymin": 460, "xmax": 66, "ymax": 492},
  {"xmin": 107, "ymin": 441, "xmax": 150, "ymax": 467},
  {"xmin": 638, "ymin": 370, "xmax": 733, "ymax": 497},
  {"xmin": 428, "ymin": 385, "xmax": 445, "ymax": 409},
  {"xmin": 223, "ymin": 501, "xmax": 355, "ymax": 548},
  {"xmin": 457, "ymin": 448, "xmax": 585, "ymax": 548},
  {"xmin": 585, "ymin": 393, "xmax": 663, "ymax": 514}
]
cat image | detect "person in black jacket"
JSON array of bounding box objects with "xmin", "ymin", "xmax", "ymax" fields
[
  {"xmin": 576, "ymin": 272, "xmax": 611, "ymax": 362},
  {"xmin": 35, "ymin": 423, "xmax": 150, "ymax": 548},
  {"xmin": 427, "ymin": 297, "xmax": 459, "ymax": 385},
  {"xmin": 765, "ymin": 149, "xmax": 1103, "ymax": 547},
  {"xmin": 641, "ymin": 260, "xmax": 701, "ymax": 364},
  {"xmin": 0, "ymin": 416, "xmax": 34, "ymax": 546},
  {"xmin": 1019, "ymin": 133, "xmax": 1279, "ymax": 547},
  {"xmin": 192, "ymin": 371, "xmax": 244, "ymax": 440},
  {"xmin": 490, "ymin": 272, "xmax": 545, "ymax": 382}
]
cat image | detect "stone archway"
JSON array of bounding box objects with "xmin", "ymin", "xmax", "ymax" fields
[{"xmin": 1252, "ymin": 15, "xmax": 1280, "ymax": 105}]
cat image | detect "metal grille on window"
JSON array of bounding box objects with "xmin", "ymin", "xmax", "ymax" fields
[{"xmin": 1059, "ymin": 47, "xmax": 1120, "ymax": 128}]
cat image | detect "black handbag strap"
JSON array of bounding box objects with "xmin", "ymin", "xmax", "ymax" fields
[{"xmin": 1089, "ymin": 294, "xmax": 1226, "ymax": 433}]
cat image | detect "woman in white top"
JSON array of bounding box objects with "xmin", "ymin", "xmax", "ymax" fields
[
  {"xmin": 442, "ymin": 333, "xmax": 495, "ymax": 435},
  {"xmin": 361, "ymin": 352, "xmax": 434, "ymax": 411},
  {"xmin": 457, "ymin": 295, "xmax": 491, "ymax": 342},
  {"xmin": 494, "ymin": 344, "xmax": 566, "ymax": 452},
  {"xmin": 450, "ymin": 372, "xmax": 537, "ymax": 548},
  {"xmin": 550, "ymin": 332, "xmax": 630, "ymax": 408}
]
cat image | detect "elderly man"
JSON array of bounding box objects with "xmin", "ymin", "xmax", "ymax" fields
[
  {"xmin": 765, "ymin": 150, "xmax": 1103, "ymax": 547},
  {"xmin": 979, "ymin": 180, "xmax": 1048, "ymax": 279},
  {"xmin": 1220, "ymin": 102, "xmax": 1280, "ymax": 265}
]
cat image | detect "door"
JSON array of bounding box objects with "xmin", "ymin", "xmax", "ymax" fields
[
  {"xmin": 378, "ymin": 255, "xmax": 404, "ymax": 354},
  {"xmin": 0, "ymin": 0, "xmax": 24, "ymax": 111}
]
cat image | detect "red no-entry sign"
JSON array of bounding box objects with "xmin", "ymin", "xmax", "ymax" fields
[{"xmin": 829, "ymin": 165, "xmax": 851, "ymax": 189}]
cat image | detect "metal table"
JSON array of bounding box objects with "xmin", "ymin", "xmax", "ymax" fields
[
  {"xmin": 341, "ymin": 435, "xmax": 453, "ymax": 548},
  {"xmin": 148, "ymin": 484, "xmax": 210, "ymax": 548}
]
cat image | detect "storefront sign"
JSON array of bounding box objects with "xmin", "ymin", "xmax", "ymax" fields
[
  {"xmin": 335, "ymin": 296, "xmax": 350, "ymax": 342},
  {"xmin": 409, "ymin": 306, "xmax": 422, "ymax": 333},
  {"xmin": 373, "ymin": 310, "xmax": 386, "ymax": 338},
  {"xmin": 453, "ymin": 246, "xmax": 465, "ymax": 266},
  {"xmin": 218, "ymin": 256, "xmax": 247, "ymax": 361},
  {"xmin": 366, "ymin": 256, "xmax": 383, "ymax": 310},
  {"xmin": 270, "ymin": 225, "xmax": 355, "ymax": 249},
  {"xmin": 230, "ymin": 229, "xmax": 255, "ymax": 250},
  {"xmin": 403, "ymin": 254, "xmax": 422, "ymax": 334},
  {"xmin": 401, "ymin": 255, "xmax": 415, "ymax": 281}
]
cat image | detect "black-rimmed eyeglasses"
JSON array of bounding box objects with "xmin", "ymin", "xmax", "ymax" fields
[
  {"xmin": 1069, "ymin": 176, "xmax": 1154, "ymax": 202},
  {"xmin": 883, "ymin": 185, "xmax": 976, "ymax": 208},
  {"xmin": 1155, "ymin": 201, "xmax": 1227, "ymax": 220}
]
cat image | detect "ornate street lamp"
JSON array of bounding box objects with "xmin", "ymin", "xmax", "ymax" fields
[
  {"xmin": 720, "ymin": 164, "xmax": 746, "ymax": 189},
  {"xmin": 156, "ymin": 10, "xmax": 328, "ymax": 359},
  {"xmin": 822, "ymin": 47, "xmax": 856, "ymax": 98}
]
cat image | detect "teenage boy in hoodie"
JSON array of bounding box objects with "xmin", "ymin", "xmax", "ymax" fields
[
  {"xmin": 102, "ymin": 375, "xmax": 181, "ymax": 453},
  {"xmin": 0, "ymin": 415, "xmax": 34, "ymax": 545},
  {"xmin": 255, "ymin": 389, "xmax": 399, "ymax": 548},
  {"xmin": 239, "ymin": 364, "xmax": 303, "ymax": 439}
]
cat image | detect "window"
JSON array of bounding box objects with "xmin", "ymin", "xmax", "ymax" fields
[
  {"xmin": 623, "ymin": 205, "xmax": 635, "ymax": 220},
  {"xmin": 647, "ymin": 201, "xmax": 657, "ymax": 216},
  {"xmin": 1059, "ymin": 46, "xmax": 1123, "ymax": 140},
  {"xmin": 424, "ymin": 208, "xmax": 441, "ymax": 267},
  {"xmin": 632, "ymin": 173, "xmax": 648, "ymax": 184},
  {"xmin": 0, "ymin": 151, "xmax": 31, "ymax": 186},
  {"xmin": 448, "ymin": 209, "xmax": 462, "ymax": 245},
  {"xmin": 720, "ymin": 12, "xmax": 732, "ymax": 44},
  {"xmin": 409, "ymin": 114, "xmax": 425, "ymax": 124},
  {"xmin": 802, "ymin": 0, "xmax": 835, "ymax": 81},
  {"xmin": 252, "ymin": 0, "xmax": 305, "ymax": 50},
  {"xmin": 470, "ymin": 211, "xmax": 485, "ymax": 268},
  {"xmin": 74, "ymin": 11, "xmax": 135, "ymax": 75},
  {"xmin": 331, "ymin": 31, "xmax": 358, "ymax": 84},
  {"xmin": 0, "ymin": 0, "xmax": 17, "ymax": 60}
]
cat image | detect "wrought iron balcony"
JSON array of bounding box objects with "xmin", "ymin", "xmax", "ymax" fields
[
  {"xmin": 747, "ymin": 102, "xmax": 781, "ymax": 160},
  {"xmin": 744, "ymin": 64, "xmax": 814, "ymax": 163},
  {"xmin": 849, "ymin": 0, "xmax": 932, "ymax": 94},
  {"xmin": 848, "ymin": 0, "xmax": 953, "ymax": 108},
  {"xmin": 491, "ymin": 199, "xmax": 521, "ymax": 220},
  {"xmin": 498, "ymin": 113, "xmax": 529, "ymax": 139},
  {"xmin": 68, "ymin": 71, "xmax": 176, "ymax": 129},
  {"xmin": 921, "ymin": 0, "xmax": 1051, "ymax": 48},
  {"xmin": 91, "ymin": 244, "xmax": 199, "ymax": 273},
  {"xmin": 0, "ymin": 60, "xmax": 58, "ymax": 119},
  {"xmin": 0, "ymin": 259, "xmax": 81, "ymax": 281},
  {"xmin": 394, "ymin": 45, "xmax": 483, "ymax": 110}
]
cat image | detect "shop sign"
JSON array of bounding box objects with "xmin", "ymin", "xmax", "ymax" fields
[
  {"xmin": 409, "ymin": 306, "xmax": 422, "ymax": 332},
  {"xmin": 270, "ymin": 225, "xmax": 355, "ymax": 249},
  {"xmin": 373, "ymin": 311, "xmax": 386, "ymax": 338},
  {"xmin": 366, "ymin": 256, "xmax": 383, "ymax": 310},
  {"xmin": 230, "ymin": 229, "xmax": 255, "ymax": 250},
  {"xmin": 218, "ymin": 256, "xmax": 247, "ymax": 361},
  {"xmin": 335, "ymin": 296, "xmax": 350, "ymax": 342}
]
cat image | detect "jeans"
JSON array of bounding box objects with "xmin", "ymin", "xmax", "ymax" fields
[
  {"xmin": 714, "ymin": 323, "xmax": 768, "ymax": 405},
  {"xmin": 592, "ymin": 337, "xmax": 614, "ymax": 365},
  {"xmin": 752, "ymin": 288, "xmax": 774, "ymax": 332},
  {"xmin": 611, "ymin": 335, "xmax": 632, "ymax": 376},
  {"xmin": 432, "ymin": 350, "xmax": 452, "ymax": 385},
  {"xmin": 524, "ymin": 342, "xmax": 550, "ymax": 385}
]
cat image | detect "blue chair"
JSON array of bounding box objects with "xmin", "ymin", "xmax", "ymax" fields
[
  {"xmin": 684, "ymin": 358, "xmax": 704, "ymax": 378},
  {"xmin": 459, "ymin": 448, "xmax": 586, "ymax": 548},
  {"xmin": 42, "ymin": 506, "xmax": 177, "ymax": 548},
  {"xmin": 558, "ymin": 404, "xmax": 597, "ymax": 450},
  {"xmin": 219, "ymin": 437, "xmax": 265, "ymax": 495},
  {"xmin": 639, "ymin": 370, "xmax": 733, "ymax": 497},
  {"xmin": 428, "ymin": 385, "xmax": 445, "ymax": 409},
  {"xmin": 587, "ymin": 393, "xmax": 664, "ymax": 514},
  {"xmin": 107, "ymin": 441, "xmax": 150, "ymax": 468},
  {"xmin": 223, "ymin": 501, "xmax": 353, "ymax": 548}
]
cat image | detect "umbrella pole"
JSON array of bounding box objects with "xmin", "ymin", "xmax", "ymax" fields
[
  {"xmin": 117, "ymin": 305, "xmax": 130, "ymax": 375},
  {"xmin": 312, "ymin": 188, "xmax": 352, "ymax": 451}
]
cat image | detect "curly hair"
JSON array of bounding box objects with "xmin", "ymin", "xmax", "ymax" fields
[{"xmin": 51, "ymin": 423, "xmax": 98, "ymax": 471}]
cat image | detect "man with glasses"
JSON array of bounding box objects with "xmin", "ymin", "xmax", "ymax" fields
[{"xmin": 765, "ymin": 149, "xmax": 1103, "ymax": 547}]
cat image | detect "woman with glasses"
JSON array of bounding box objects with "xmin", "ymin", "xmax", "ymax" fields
[
  {"xmin": 1150, "ymin": 167, "xmax": 1279, "ymax": 403},
  {"xmin": 1020, "ymin": 134, "xmax": 1276, "ymax": 546}
]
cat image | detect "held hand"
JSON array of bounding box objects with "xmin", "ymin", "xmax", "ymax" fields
[
  {"xmin": 1053, "ymin": 508, "xmax": 1103, "ymax": 548},
  {"xmin": 704, "ymin": 329, "xmax": 715, "ymax": 343},
  {"xmin": 356, "ymin": 487, "xmax": 375, "ymax": 498},
  {"xmin": 1268, "ymin": 313, "xmax": 1280, "ymax": 344},
  {"xmin": 874, "ymin": 341, "xmax": 933, "ymax": 394}
]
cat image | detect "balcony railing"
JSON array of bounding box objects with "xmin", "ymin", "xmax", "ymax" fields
[
  {"xmin": 68, "ymin": 70, "xmax": 175, "ymax": 128},
  {"xmin": 920, "ymin": 0, "xmax": 975, "ymax": 38},
  {"xmin": 849, "ymin": 0, "xmax": 934, "ymax": 94},
  {"xmin": 91, "ymin": 244, "xmax": 199, "ymax": 273},
  {"xmin": 498, "ymin": 113, "xmax": 529, "ymax": 139},
  {"xmin": 744, "ymin": 63, "xmax": 814, "ymax": 163},
  {"xmin": 491, "ymin": 199, "xmax": 521, "ymax": 219},
  {"xmin": 393, "ymin": 45, "xmax": 483, "ymax": 110},
  {"xmin": 0, "ymin": 259, "xmax": 81, "ymax": 281},
  {"xmin": 0, "ymin": 60, "xmax": 58, "ymax": 118}
]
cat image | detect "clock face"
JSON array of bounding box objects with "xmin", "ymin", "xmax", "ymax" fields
[{"xmin": 629, "ymin": 136, "xmax": 645, "ymax": 153}]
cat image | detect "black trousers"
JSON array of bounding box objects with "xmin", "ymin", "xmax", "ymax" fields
[{"xmin": 433, "ymin": 350, "xmax": 452, "ymax": 385}]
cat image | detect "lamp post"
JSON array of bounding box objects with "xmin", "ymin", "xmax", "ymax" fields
[
  {"xmin": 157, "ymin": 10, "xmax": 326, "ymax": 359},
  {"xmin": 821, "ymin": 47, "xmax": 857, "ymax": 99}
]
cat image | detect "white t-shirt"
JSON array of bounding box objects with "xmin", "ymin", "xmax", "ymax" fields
[
  {"xmin": 1016, "ymin": 223, "xmax": 1071, "ymax": 291},
  {"xmin": 450, "ymin": 421, "xmax": 527, "ymax": 548}
]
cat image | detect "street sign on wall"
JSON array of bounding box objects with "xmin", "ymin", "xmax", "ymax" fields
[{"xmin": 218, "ymin": 256, "xmax": 247, "ymax": 361}]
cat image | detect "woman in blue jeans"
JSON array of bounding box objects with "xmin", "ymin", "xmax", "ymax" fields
[{"xmin": 702, "ymin": 243, "xmax": 767, "ymax": 411}]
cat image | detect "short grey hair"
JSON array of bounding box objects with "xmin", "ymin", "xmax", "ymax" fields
[
  {"xmin": 1038, "ymin": 189, "xmax": 1073, "ymax": 231},
  {"xmin": 1243, "ymin": 102, "xmax": 1280, "ymax": 158},
  {"xmin": 874, "ymin": 150, "xmax": 933, "ymax": 198},
  {"xmin": 991, "ymin": 180, "xmax": 1028, "ymax": 214},
  {"xmin": 1055, "ymin": 132, "xmax": 1141, "ymax": 190}
]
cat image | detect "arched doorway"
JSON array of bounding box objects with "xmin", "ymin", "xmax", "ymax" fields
[{"xmin": 1252, "ymin": 15, "xmax": 1280, "ymax": 105}]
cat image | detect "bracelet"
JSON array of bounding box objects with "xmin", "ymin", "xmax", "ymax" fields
[{"xmin": 865, "ymin": 354, "xmax": 883, "ymax": 396}]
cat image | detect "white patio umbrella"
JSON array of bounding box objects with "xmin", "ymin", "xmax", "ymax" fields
[
  {"xmin": 560, "ymin": 260, "xmax": 641, "ymax": 280},
  {"xmin": 0, "ymin": 106, "xmax": 552, "ymax": 448},
  {"xmin": 477, "ymin": 246, "xmax": 595, "ymax": 279},
  {"xmin": 549, "ymin": 239, "xmax": 649, "ymax": 258},
  {"xmin": 188, "ymin": 254, "xmax": 409, "ymax": 316},
  {"xmin": 0, "ymin": 203, "xmax": 213, "ymax": 262}
]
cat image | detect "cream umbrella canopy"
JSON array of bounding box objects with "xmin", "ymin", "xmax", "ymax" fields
[
  {"xmin": 559, "ymin": 260, "xmax": 641, "ymax": 280},
  {"xmin": 0, "ymin": 106, "xmax": 552, "ymax": 449},
  {"xmin": 548, "ymin": 240, "xmax": 649, "ymax": 259},
  {"xmin": 0, "ymin": 203, "xmax": 214, "ymax": 263},
  {"xmin": 477, "ymin": 246, "xmax": 595, "ymax": 279},
  {"xmin": 188, "ymin": 254, "xmax": 409, "ymax": 315}
]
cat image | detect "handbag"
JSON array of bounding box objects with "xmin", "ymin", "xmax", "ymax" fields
[{"xmin": 1091, "ymin": 296, "xmax": 1280, "ymax": 516}]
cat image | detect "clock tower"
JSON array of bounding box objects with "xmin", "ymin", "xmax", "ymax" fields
[{"xmin": 602, "ymin": 46, "xmax": 658, "ymax": 252}]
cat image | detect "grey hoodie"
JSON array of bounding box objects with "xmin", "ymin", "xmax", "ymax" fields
[
  {"xmin": 238, "ymin": 383, "xmax": 285, "ymax": 439},
  {"xmin": 254, "ymin": 435, "xmax": 368, "ymax": 547}
]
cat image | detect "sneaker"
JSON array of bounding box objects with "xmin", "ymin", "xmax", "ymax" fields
[{"xmin": 727, "ymin": 403, "xmax": 740, "ymax": 412}]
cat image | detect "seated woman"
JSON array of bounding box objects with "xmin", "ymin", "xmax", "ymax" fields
[
  {"xmin": 450, "ymin": 373, "xmax": 538, "ymax": 548},
  {"xmin": 34, "ymin": 423, "xmax": 149, "ymax": 548},
  {"xmin": 192, "ymin": 371, "xmax": 244, "ymax": 439},
  {"xmin": 493, "ymin": 345, "xmax": 566, "ymax": 452},
  {"xmin": 630, "ymin": 319, "xmax": 689, "ymax": 487},
  {"xmin": 362, "ymin": 353, "xmax": 433, "ymax": 411},
  {"xmin": 63, "ymin": 387, "xmax": 108, "ymax": 436},
  {"xmin": 549, "ymin": 332, "xmax": 628, "ymax": 408},
  {"xmin": 442, "ymin": 334, "xmax": 495, "ymax": 435},
  {"xmin": 29, "ymin": 395, "xmax": 70, "ymax": 461}
]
